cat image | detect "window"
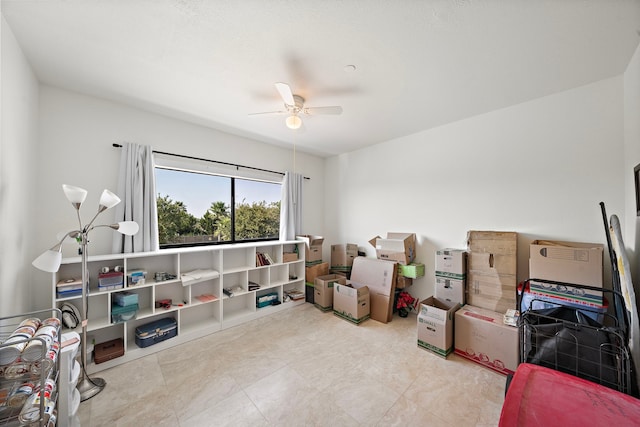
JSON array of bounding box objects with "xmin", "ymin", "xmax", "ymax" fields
[{"xmin": 155, "ymin": 166, "xmax": 281, "ymax": 248}]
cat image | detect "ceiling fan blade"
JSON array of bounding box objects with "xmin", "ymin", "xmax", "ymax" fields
[
  {"xmin": 248, "ymin": 110, "xmax": 288, "ymax": 116},
  {"xmin": 303, "ymin": 106, "xmax": 343, "ymax": 115},
  {"xmin": 274, "ymin": 82, "xmax": 295, "ymax": 106}
]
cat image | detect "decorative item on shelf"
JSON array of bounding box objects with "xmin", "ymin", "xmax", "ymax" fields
[
  {"xmin": 155, "ymin": 299, "xmax": 172, "ymax": 309},
  {"xmin": 396, "ymin": 291, "xmax": 419, "ymax": 317},
  {"xmin": 32, "ymin": 184, "xmax": 138, "ymax": 401}
]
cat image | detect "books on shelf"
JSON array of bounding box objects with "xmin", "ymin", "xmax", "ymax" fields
[
  {"xmin": 256, "ymin": 252, "xmax": 276, "ymax": 266},
  {"xmin": 248, "ymin": 281, "xmax": 260, "ymax": 291},
  {"xmin": 181, "ymin": 269, "xmax": 220, "ymax": 287},
  {"xmin": 286, "ymin": 290, "xmax": 305, "ymax": 301}
]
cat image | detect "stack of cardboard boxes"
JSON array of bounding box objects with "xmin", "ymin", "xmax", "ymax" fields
[
  {"xmin": 416, "ymin": 249, "xmax": 466, "ymax": 358},
  {"xmin": 297, "ymin": 235, "xmax": 328, "ymax": 304},
  {"xmin": 434, "ymin": 249, "xmax": 467, "ymax": 306},
  {"xmin": 369, "ymin": 232, "xmax": 422, "ymax": 290},
  {"xmin": 453, "ymin": 231, "xmax": 519, "ymax": 375},
  {"xmin": 332, "ymin": 233, "xmax": 419, "ymax": 325},
  {"xmin": 332, "ymin": 256, "xmax": 399, "ymax": 325},
  {"xmin": 313, "ymin": 242, "xmax": 357, "ymax": 314},
  {"xmin": 330, "ymin": 243, "xmax": 358, "ymax": 278},
  {"xmin": 524, "ymin": 240, "xmax": 604, "ymax": 319}
]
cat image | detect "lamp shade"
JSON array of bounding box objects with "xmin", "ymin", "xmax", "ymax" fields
[
  {"xmin": 115, "ymin": 221, "xmax": 139, "ymax": 236},
  {"xmin": 99, "ymin": 189, "xmax": 121, "ymax": 210},
  {"xmin": 62, "ymin": 185, "xmax": 88, "ymax": 206},
  {"xmin": 32, "ymin": 249, "xmax": 63, "ymax": 273},
  {"xmin": 286, "ymin": 115, "xmax": 302, "ymax": 130}
]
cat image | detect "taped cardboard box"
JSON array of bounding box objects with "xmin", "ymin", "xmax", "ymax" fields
[
  {"xmin": 396, "ymin": 275, "xmax": 413, "ymax": 290},
  {"xmin": 435, "ymin": 249, "xmax": 467, "ymax": 280},
  {"xmin": 435, "ymin": 276, "xmax": 465, "ymax": 306},
  {"xmin": 331, "ymin": 244, "xmax": 358, "ymax": 271},
  {"xmin": 467, "ymin": 231, "xmax": 517, "ymax": 256},
  {"xmin": 466, "ymin": 231, "xmax": 517, "ymax": 314},
  {"xmin": 467, "ymin": 270, "xmax": 516, "ymax": 314},
  {"xmin": 349, "ymin": 257, "xmax": 397, "ymax": 323},
  {"xmin": 297, "ymin": 235, "xmax": 324, "ymax": 263},
  {"xmin": 283, "ymin": 252, "xmax": 299, "ymax": 263},
  {"xmin": 305, "ymin": 262, "xmax": 329, "ymax": 286},
  {"xmin": 417, "ymin": 297, "xmax": 461, "ymax": 358},
  {"xmin": 369, "ymin": 232, "xmax": 416, "ymax": 265},
  {"xmin": 314, "ymin": 274, "xmax": 346, "ymax": 311},
  {"xmin": 333, "ymin": 283, "xmax": 370, "ymax": 324},
  {"xmin": 529, "ymin": 240, "xmax": 603, "ymax": 303},
  {"xmin": 454, "ymin": 304, "xmax": 518, "ymax": 376}
]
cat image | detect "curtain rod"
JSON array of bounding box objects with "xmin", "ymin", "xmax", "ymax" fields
[{"xmin": 112, "ymin": 144, "xmax": 309, "ymax": 180}]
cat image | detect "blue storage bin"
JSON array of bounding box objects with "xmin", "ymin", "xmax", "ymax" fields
[
  {"xmin": 113, "ymin": 291, "xmax": 139, "ymax": 307},
  {"xmin": 111, "ymin": 303, "xmax": 139, "ymax": 323},
  {"xmin": 256, "ymin": 292, "xmax": 279, "ymax": 308}
]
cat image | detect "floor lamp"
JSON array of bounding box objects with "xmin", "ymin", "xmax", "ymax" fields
[{"xmin": 33, "ymin": 184, "xmax": 138, "ymax": 401}]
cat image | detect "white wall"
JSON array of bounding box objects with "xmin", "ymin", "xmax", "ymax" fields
[
  {"xmin": 624, "ymin": 42, "xmax": 640, "ymax": 290},
  {"xmin": 325, "ymin": 77, "xmax": 626, "ymax": 301},
  {"xmin": 31, "ymin": 86, "xmax": 325, "ymax": 309},
  {"xmin": 0, "ymin": 16, "xmax": 40, "ymax": 315}
]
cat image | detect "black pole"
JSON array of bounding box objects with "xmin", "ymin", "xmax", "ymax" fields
[{"xmin": 112, "ymin": 143, "xmax": 310, "ymax": 180}]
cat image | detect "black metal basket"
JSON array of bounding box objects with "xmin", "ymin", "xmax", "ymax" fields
[{"xmin": 518, "ymin": 279, "xmax": 635, "ymax": 396}]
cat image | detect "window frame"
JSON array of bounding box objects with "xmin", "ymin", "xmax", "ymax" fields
[{"xmin": 154, "ymin": 156, "xmax": 282, "ymax": 249}]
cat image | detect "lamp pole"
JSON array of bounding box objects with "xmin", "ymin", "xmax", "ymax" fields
[
  {"xmin": 32, "ymin": 185, "xmax": 138, "ymax": 402},
  {"xmin": 76, "ymin": 230, "xmax": 106, "ymax": 401}
]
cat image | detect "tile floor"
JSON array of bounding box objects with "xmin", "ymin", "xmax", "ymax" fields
[{"xmin": 76, "ymin": 303, "xmax": 506, "ymax": 426}]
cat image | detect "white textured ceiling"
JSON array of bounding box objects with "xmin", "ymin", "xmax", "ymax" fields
[{"xmin": 2, "ymin": 0, "xmax": 640, "ymax": 157}]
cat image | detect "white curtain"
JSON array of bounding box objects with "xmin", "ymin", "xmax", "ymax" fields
[
  {"xmin": 112, "ymin": 143, "xmax": 159, "ymax": 253},
  {"xmin": 279, "ymin": 171, "xmax": 303, "ymax": 240}
]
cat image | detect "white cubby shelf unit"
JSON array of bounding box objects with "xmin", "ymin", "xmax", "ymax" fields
[{"xmin": 51, "ymin": 240, "xmax": 305, "ymax": 373}]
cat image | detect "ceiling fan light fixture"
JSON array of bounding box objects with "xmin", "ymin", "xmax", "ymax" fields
[{"xmin": 286, "ymin": 115, "xmax": 302, "ymax": 130}]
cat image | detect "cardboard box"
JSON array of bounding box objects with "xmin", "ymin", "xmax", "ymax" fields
[
  {"xmin": 467, "ymin": 231, "xmax": 518, "ymax": 255},
  {"xmin": 314, "ymin": 274, "xmax": 347, "ymax": 311},
  {"xmin": 297, "ymin": 235, "xmax": 324, "ymax": 263},
  {"xmin": 349, "ymin": 257, "xmax": 397, "ymax": 323},
  {"xmin": 329, "ymin": 270, "xmax": 349, "ymax": 279},
  {"xmin": 417, "ymin": 297, "xmax": 461, "ymax": 358},
  {"xmin": 283, "ymin": 252, "xmax": 299, "ymax": 263},
  {"xmin": 396, "ymin": 275, "xmax": 413, "ymax": 289},
  {"xmin": 398, "ymin": 262, "xmax": 425, "ymax": 279},
  {"xmin": 305, "ymin": 262, "xmax": 329, "ymax": 286},
  {"xmin": 519, "ymin": 282, "xmax": 607, "ymax": 323},
  {"xmin": 466, "ymin": 231, "xmax": 517, "ymax": 314},
  {"xmin": 333, "ymin": 283, "xmax": 370, "ymax": 324},
  {"xmin": 435, "ymin": 276, "xmax": 465, "ymax": 306},
  {"xmin": 454, "ymin": 305, "xmax": 519, "ymax": 375},
  {"xmin": 435, "ymin": 249, "xmax": 467, "ymax": 280},
  {"xmin": 369, "ymin": 232, "xmax": 416, "ymax": 265},
  {"xmin": 529, "ymin": 240, "xmax": 603, "ymax": 287},
  {"xmin": 528, "ymin": 279, "xmax": 603, "ymax": 306},
  {"xmin": 467, "ymin": 268, "xmax": 517, "ymax": 314},
  {"xmin": 331, "ymin": 244, "xmax": 358, "ymax": 271}
]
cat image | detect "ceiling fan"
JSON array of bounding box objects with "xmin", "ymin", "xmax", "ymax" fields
[{"xmin": 249, "ymin": 82, "xmax": 343, "ymax": 129}]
